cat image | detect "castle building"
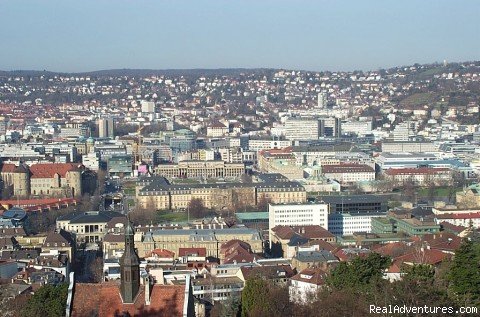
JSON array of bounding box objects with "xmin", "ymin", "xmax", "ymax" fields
[{"xmin": 0, "ymin": 162, "xmax": 82, "ymax": 199}]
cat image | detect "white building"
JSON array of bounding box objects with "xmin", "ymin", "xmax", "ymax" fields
[
  {"xmin": 285, "ymin": 117, "xmax": 319, "ymax": 141},
  {"xmin": 82, "ymin": 152, "xmax": 100, "ymax": 171},
  {"xmin": 341, "ymin": 120, "xmax": 372, "ymax": 136},
  {"xmin": 141, "ymin": 100, "xmax": 155, "ymax": 113},
  {"xmin": 328, "ymin": 213, "xmax": 386, "ymax": 236},
  {"xmin": 289, "ymin": 267, "xmax": 327, "ymax": 303},
  {"xmin": 269, "ymin": 203, "xmax": 329, "ymax": 241},
  {"xmin": 248, "ymin": 139, "xmax": 292, "ymax": 152},
  {"xmin": 435, "ymin": 212, "xmax": 480, "ymax": 229}
]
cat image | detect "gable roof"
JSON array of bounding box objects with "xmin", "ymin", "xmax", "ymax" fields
[
  {"xmin": 29, "ymin": 163, "xmax": 80, "ymax": 179},
  {"xmin": 291, "ymin": 267, "xmax": 328, "ymax": 285},
  {"xmin": 71, "ymin": 282, "xmax": 186, "ymax": 317}
]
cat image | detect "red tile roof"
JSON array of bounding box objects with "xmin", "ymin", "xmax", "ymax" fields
[
  {"xmin": 436, "ymin": 212, "xmax": 480, "ymax": 219},
  {"xmin": 322, "ymin": 163, "xmax": 374, "ymax": 174},
  {"xmin": 371, "ymin": 242, "xmax": 413, "ymax": 258},
  {"xmin": 178, "ymin": 247, "xmax": 206, "ymax": 257},
  {"xmin": 291, "ymin": 267, "xmax": 327, "ymax": 285},
  {"xmin": 145, "ymin": 249, "xmax": 175, "ymax": 259},
  {"xmin": 392, "ymin": 248, "xmax": 450, "ymax": 266},
  {"xmin": 29, "ymin": 163, "xmax": 81, "ymax": 179},
  {"xmin": 71, "ymin": 282, "xmax": 185, "ymax": 317},
  {"xmin": 0, "ymin": 163, "xmax": 16, "ymax": 173}
]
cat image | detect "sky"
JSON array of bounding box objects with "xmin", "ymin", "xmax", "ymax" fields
[{"xmin": 0, "ymin": 0, "xmax": 479, "ymax": 72}]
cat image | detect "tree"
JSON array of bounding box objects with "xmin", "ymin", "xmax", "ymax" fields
[
  {"xmin": 241, "ymin": 278, "xmax": 291, "ymax": 317},
  {"xmin": 256, "ymin": 196, "xmax": 272, "ymax": 212},
  {"xmin": 188, "ymin": 198, "xmax": 207, "ymax": 219},
  {"xmin": 21, "ymin": 283, "xmax": 68, "ymax": 317},
  {"xmin": 447, "ymin": 239, "xmax": 480, "ymax": 305},
  {"xmin": 327, "ymin": 252, "xmax": 390, "ymax": 291}
]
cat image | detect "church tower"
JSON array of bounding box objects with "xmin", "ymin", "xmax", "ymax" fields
[{"xmin": 120, "ymin": 221, "xmax": 140, "ymax": 303}]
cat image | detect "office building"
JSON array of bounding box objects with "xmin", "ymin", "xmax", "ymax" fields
[{"xmin": 98, "ymin": 118, "xmax": 115, "ymax": 138}]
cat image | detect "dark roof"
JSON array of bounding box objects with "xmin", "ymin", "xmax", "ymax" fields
[
  {"xmin": 57, "ymin": 211, "xmax": 125, "ymax": 224},
  {"xmin": 294, "ymin": 250, "xmax": 338, "ymax": 263},
  {"xmin": 321, "ymin": 194, "xmax": 388, "ymax": 204}
]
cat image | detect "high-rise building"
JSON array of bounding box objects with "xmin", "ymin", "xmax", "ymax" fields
[
  {"xmin": 319, "ymin": 117, "xmax": 341, "ymax": 137},
  {"xmin": 285, "ymin": 117, "xmax": 320, "ymax": 141},
  {"xmin": 0, "ymin": 116, "xmax": 8, "ymax": 135},
  {"xmin": 393, "ymin": 121, "xmax": 415, "ymax": 142},
  {"xmin": 317, "ymin": 92, "xmax": 327, "ymax": 108},
  {"xmin": 98, "ymin": 118, "xmax": 115, "ymax": 138}
]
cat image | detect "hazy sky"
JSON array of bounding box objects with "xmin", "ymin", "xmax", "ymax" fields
[{"xmin": 0, "ymin": 0, "xmax": 479, "ymax": 72}]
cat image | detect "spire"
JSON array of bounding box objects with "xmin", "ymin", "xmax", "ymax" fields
[{"xmin": 120, "ymin": 219, "xmax": 140, "ymax": 303}]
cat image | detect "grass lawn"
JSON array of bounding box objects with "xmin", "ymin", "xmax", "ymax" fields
[
  {"xmin": 417, "ymin": 186, "xmax": 461, "ymax": 197},
  {"xmin": 156, "ymin": 211, "xmax": 188, "ymax": 223},
  {"xmin": 124, "ymin": 188, "xmax": 136, "ymax": 195}
]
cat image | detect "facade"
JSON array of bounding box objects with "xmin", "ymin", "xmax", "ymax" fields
[
  {"xmin": 56, "ymin": 211, "xmax": 126, "ymax": 244},
  {"xmin": 381, "ymin": 141, "xmax": 437, "ymax": 153},
  {"xmin": 247, "ymin": 139, "xmax": 292, "ymax": 152},
  {"xmin": 321, "ymin": 163, "xmax": 375, "ymax": 184},
  {"xmin": 154, "ymin": 160, "xmax": 245, "ymax": 179},
  {"xmin": 371, "ymin": 212, "xmax": 441, "ymax": 236},
  {"xmin": 0, "ymin": 163, "xmax": 82, "ymax": 198},
  {"xmin": 97, "ymin": 118, "xmax": 115, "ymax": 138},
  {"xmin": 107, "ymin": 155, "xmax": 133, "ymax": 178},
  {"xmin": 137, "ymin": 176, "xmax": 306, "ymax": 211},
  {"xmin": 285, "ymin": 117, "xmax": 319, "ymax": 141},
  {"xmin": 321, "ymin": 194, "xmax": 388, "ymax": 214},
  {"xmin": 268, "ymin": 203, "xmax": 329, "ymax": 235},
  {"xmin": 328, "ymin": 212, "xmax": 386, "ymax": 236},
  {"xmin": 289, "ymin": 267, "xmax": 327, "ymax": 303},
  {"xmin": 384, "ymin": 167, "xmax": 451, "ymax": 186},
  {"xmin": 434, "ymin": 212, "xmax": 480, "ymax": 229},
  {"xmin": 257, "ymin": 148, "xmax": 303, "ymax": 180},
  {"xmin": 133, "ymin": 226, "xmax": 263, "ymax": 258},
  {"xmin": 207, "ymin": 122, "xmax": 228, "ymax": 137}
]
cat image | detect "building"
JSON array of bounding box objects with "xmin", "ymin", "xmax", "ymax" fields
[
  {"xmin": 97, "ymin": 118, "xmax": 115, "ymax": 138},
  {"xmin": 140, "ymin": 100, "xmax": 155, "ymax": 113},
  {"xmin": 456, "ymin": 183, "xmax": 480, "ymax": 208},
  {"xmin": 268, "ymin": 203, "xmax": 329, "ymax": 239},
  {"xmin": 435, "ymin": 212, "xmax": 480, "ymax": 229},
  {"xmin": 321, "ymin": 194, "xmax": 389, "ymax": 214},
  {"xmin": 381, "ymin": 141, "xmax": 437, "ymax": 153},
  {"xmin": 107, "ymin": 155, "xmax": 133, "ymax": 178},
  {"xmin": 371, "ymin": 211, "xmax": 441, "ymax": 236},
  {"xmin": 56, "ymin": 211, "xmax": 126, "ymax": 244},
  {"xmin": 131, "ymin": 226, "xmax": 263, "ymax": 258},
  {"xmin": 269, "ymin": 225, "xmax": 335, "ymax": 258},
  {"xmin": 154, "ymin": 160, "xmax": 245, "ymax": 179},
  {"xmin": 384, "ymin": 167, "xmax": 451, "ymax": 186},
  {"xmin": 68, "ymin": 222, "xmax": 195, "ymax": 317},
  {"xmin": 319, "ymin": 117, "xmax": 341, "ymax": 137},
  {"xmin": 321, "ymin": 163, "xmax": 375, "ymax": 184},
  {"xmin": 317, "ymin": 92, "xmax": 327, "ymax": 108},
  {"xmin": 289, "ymin": 267, "xmax": 327, "ymax": 303},
  {"xmin": 137, "ymin": 178, "xmax": 307, "ymax": 212},
  {"xmin": 257, "ymin": 148, "xmax": 303, "ymax": 180},
  {"xmin": 0, "ymin": 163, "xmax": 82, "ymax": 198},
  {"xmin": 207, "ymin": 122, "xmax": 228, "ymax": 137},
  {"xmin": 285, "ymin": 117, "xmax": 319, "ymax": 141},
  {"xmin": 328, "ymin": 212, "xmax": 386, "ymax": 236}
]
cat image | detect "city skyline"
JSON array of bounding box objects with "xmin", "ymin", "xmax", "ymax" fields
[{"xmin": 1, "ymin": 0, "xmax": 479, "ymax": 72}]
